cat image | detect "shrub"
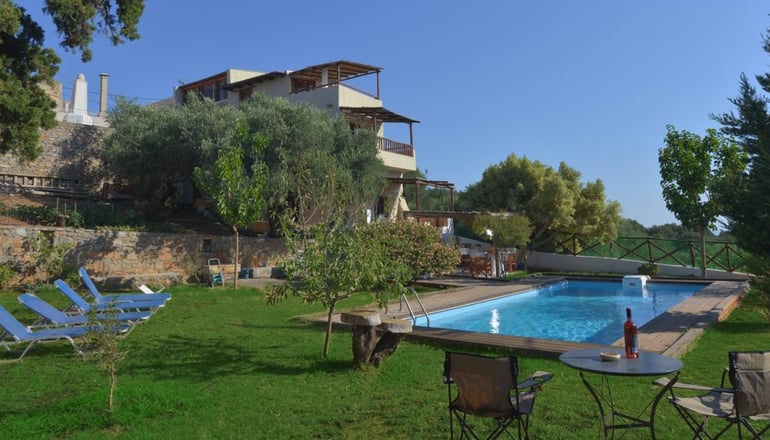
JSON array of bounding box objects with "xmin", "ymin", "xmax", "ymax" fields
[
  {"xmin": 13, "ymin": 205, "xmax": 57, "ymax": 225},
  {"xmin": 23, "ymin": 234, "xmax": 73, "ymax": 283},
  {"xmin": 367, "ymin": 220, "xmax": 460, "ymax": 279},
  {"xmin": 77, "ymin": 203, "xmax": 142, "ymax": 228},
  {"xmin": 0, "ymin": 265, "xmax": 15, "ymax": 289},
  {"xmin": 637, "ymin": 263, "xmax": 660, "ymax": 277}
]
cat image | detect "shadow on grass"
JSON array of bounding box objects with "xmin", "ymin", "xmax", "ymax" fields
[{"xmin": 121, "ymin": 327, "xmax": 356, "ymax": 381}]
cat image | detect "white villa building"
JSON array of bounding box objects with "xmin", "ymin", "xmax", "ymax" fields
[{"xmin": 172, "ymin": 60, "xmax": 420, "ymax": 220}]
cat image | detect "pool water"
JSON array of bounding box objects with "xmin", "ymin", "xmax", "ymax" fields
[{"xmin": 413, "ymin": 280, "xmax": 707, "ymax": 344}]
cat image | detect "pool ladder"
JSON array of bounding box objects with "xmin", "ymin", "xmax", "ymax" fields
[{"xmin": 399, "ymin": 286, "xmax": 430, "ymax": 327}]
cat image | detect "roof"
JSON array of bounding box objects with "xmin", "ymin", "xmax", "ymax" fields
[
  {"xmin": 225, "ymin": 71, "xmax": 288, "ymax": 92},
  {"xmin": 289, "ymin": 60, "xmax": 382, "ymax": 82},
  {"xmin": 341, "ymin": 106, "xmax": 419, "ymax": 124},
  {"xmin": 182, "ymin": 61, "xmax": 381, "ymax": 93},
  {"xmin": 178, "ymin": 70, "xmax": 228, "ymax": 90}
]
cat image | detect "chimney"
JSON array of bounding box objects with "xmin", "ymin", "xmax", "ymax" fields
[{"xmin": 99, "ymin": 73, "xmax": 109, "ymax": 118}]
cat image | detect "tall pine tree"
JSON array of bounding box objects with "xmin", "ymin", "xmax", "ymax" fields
[
  {"xmin": 713, "ymin": 23, "xmax": 770, "ymax": 316},
  {"xmin": 713, "ymin": 28, "xmax": 770, "ymax": 261}
]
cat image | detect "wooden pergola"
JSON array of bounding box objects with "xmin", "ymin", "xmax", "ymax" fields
[{"xmin": 388, "ymin": 177, "xmax": 455, "ymax": 211}]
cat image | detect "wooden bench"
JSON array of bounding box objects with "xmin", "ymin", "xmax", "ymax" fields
[{"xmin": 340, "ymin": 310, "xmax": 413, "ymax": 368}]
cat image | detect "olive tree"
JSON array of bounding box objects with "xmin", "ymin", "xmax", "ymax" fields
[
  {"xmin": 103, "ymin": 96, "xmax": 239, "ymax": 217},
  {"xmin": 238, "ymin": 95, "xmax": 386, "ymax": 234},
  {"xmin": 459, "ymin": 154, "xmax": 620, "ymax": 248}
]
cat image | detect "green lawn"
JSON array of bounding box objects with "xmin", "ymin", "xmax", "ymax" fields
[{"xmin": 0, "ymin": 284, "xmax": 767, "ymax": 439}]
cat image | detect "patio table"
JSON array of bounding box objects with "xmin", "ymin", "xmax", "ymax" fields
[{"xmin": 560, "ymin": 347, "xmax": 682, "ymax": 439}]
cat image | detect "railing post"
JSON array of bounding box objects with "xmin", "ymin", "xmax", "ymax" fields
[
  {"xmin": 689, "ymin": 242, "xmax": 696, "ymax": 268},
  {"xmin": 647, "ymin": 239, "xmax": 653, "ymax": 263}
]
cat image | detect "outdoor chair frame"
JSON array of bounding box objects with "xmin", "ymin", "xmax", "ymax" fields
[
  {"xmin": 54, "ymin": 279, "xmax": 166, "ymax": 313},
  {"xmin": 78, "ymin": 267, "xmax": 171, "ymax": 303},
  {"xmin": 18, "ymin": 292, "xmax": 151, "ymax": 329},
  {"xmin": 0, "ymin": 304, "xmax": 89, "ymax": 362},
  {"xmin": 665, "ymin": 351, "xmax": 770, "ymax": 439},
  {"xmin": 443, "ymin": 351, "xmax": 552, "ymax": 439}
]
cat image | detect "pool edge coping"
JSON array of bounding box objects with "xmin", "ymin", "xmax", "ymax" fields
[{"xmin": 371, "ymin": 276, "xmax": 750, "ymax": 359}]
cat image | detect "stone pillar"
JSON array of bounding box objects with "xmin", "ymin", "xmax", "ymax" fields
[
  {"xmin": 72, "ymin": 74, "xmax": 88, "ymax": 115},
  {"xmin": 64, "ymin": 74, "xmax": 93, "ymax": 125}
]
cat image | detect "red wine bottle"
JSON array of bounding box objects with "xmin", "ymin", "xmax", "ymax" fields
[{"xmin": 623, "ymin": 307, "xmax": 639, "ymax": 359}]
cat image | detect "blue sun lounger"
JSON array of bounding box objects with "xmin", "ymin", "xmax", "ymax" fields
[
  {"xmin": 55, "ymin": 279, "xmax": 167, "ymax": 313},
  {"xmin": 78, "ymin": 267, "xmax": 172, "ymax": 303},
  {"xmin": 18, "ymin": 293, "xmax": 152, "ymax": 328},
  {"xmin": 0, "ymin": 305, "xmax": 124, "ymax": 362}
]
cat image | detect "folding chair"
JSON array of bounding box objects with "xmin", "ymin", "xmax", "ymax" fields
[
  {"xmin": 443, "ymin": 351, "xmax": 553, "ymax": 439},
  {"xmin": 666, "ymin": 351, "xmax": 770, "ymax": 439}
]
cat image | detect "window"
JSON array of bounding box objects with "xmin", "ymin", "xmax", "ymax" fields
[
  {"xmin": 182, "ymin": 76, "xmax": 228, "ymax": 103},
  {"xmin": 216, "ymin": 80, "xmax": 227, "ymax": 101},
  {"xmin": 199, "ymin": 84, "xmax": 214, "ymax": 99}
]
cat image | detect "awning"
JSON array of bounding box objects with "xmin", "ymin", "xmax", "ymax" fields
[
  {"xmin": 341, "ymin": 107, "xmax": 419, "ymax": 124},
  {"xmin": 289, "ymin": 61, "xmax": 382, "ymax": 82}
]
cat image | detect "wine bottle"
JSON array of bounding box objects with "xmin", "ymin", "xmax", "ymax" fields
[{"xmin": 623, "ymin": 307, "xmax": 639, "ymax": 359}]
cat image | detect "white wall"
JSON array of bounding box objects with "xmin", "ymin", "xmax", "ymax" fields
[{"xmin": 526, "ymin": 251, "xmax": 749, "ymax": 280}]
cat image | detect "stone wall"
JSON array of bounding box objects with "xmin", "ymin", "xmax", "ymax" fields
[
  {"xmin": 0, "ymin": 225, "xmax": 286, "ymax": 287},
  {"xmin": 0, "ymin": 122, "xmax": 109, "ymax": 193}
]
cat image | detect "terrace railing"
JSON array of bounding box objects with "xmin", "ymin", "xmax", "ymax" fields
[
  {"xmin": 378, "ymin": 137, "xmax": 414, "ymax": 157},
  {"xmin": 532, "ymin": 234, "xmax": 747, "ymax": 273}
]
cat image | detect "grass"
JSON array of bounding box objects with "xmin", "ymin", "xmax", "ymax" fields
[{"xmin": 0, "ymin": 283, "xmax": 768, "ymax": 439}]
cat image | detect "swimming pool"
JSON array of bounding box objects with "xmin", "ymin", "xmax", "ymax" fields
[{"xmin": 413, "ymin": 280, "xmax": 708, "ymax": 344}]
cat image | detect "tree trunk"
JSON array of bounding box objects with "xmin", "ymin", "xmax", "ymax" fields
[
  {"xmin": 700, "ymin": 226, "xmax": 707, "ymax": 279},
  {"xmin": 350, "ymin": 325, "xmax": 378, "ymax": 368},
  {"xmin": 233, "ymin": 226, "xmax": 239, "ymax": 289},
  {"xmin": 370, "ymin": 332, "xmax": 405, "ymax": 367},
  {"xmin": 322, "ymin": 302, "xmax": 335, "ymax": 359}
]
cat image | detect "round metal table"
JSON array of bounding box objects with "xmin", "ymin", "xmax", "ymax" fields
[{"xmin": 560, "ymin": 347, "xmax": 683, "ymax": 439}]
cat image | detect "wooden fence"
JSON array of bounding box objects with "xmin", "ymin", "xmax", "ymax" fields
[{"xmin": 532, "ymin": 235, "xmax": 747, "ymax": 273}]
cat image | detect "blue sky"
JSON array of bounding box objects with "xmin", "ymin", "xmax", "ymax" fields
[{"xmin": 27, "ymin": 1, "xmax": 770, "ymax": 228}]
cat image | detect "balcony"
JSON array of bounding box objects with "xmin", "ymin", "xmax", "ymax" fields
[
  {"xmin": 378, "ymin": 137, "xmax": 416, "ymax": 172},
  {"xmin": 378, "ymin": 137, "xmax": 413, "ymax": 157}
]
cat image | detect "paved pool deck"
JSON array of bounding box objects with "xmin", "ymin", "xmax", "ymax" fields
[
  {"xmin": 242, "ymin": 274, "xmax": 749, "ymax": 360},
  {"xmin": 372, "ymin": 275, "xmax": 749, "ymax": 359}
]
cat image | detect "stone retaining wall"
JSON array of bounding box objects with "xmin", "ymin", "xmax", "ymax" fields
[
  {"xmin": 0, "ymin": 122, "xmax": 109, "ymax": 193},
  {"xmin": 0, "ymin": 225, "xmax": 286, "ymax": 287}
]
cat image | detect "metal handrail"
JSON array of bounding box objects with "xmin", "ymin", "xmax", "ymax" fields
[{"xmin": 400, "ymin": 286, "xmax": 429, "ymax": 327}]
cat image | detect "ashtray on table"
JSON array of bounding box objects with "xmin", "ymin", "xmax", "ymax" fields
[{"xmin": 600, "ymin": 352, "xmax": 621, "ymax": 362}]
